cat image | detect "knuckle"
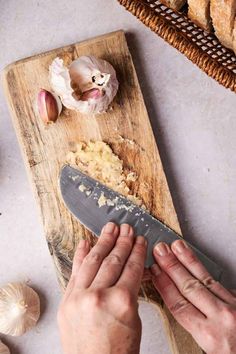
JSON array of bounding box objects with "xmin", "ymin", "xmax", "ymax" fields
[
  {"xmin": 59, "ymin": 290, "xmax": 104, "ymax": 319},
  {"xmin": 169, "ymin": 298, "xmax": 191, "ymax": 315},
  {"xmin": 135, "ymin": 242, "xmax": 146, "ymax": 253},
  {"xmin": 131, "ymin": 243, "xmax": 146, "ymax": 260},
  {"xmin": 115, "ymin": 287, "xmax": 134, "ymax": 311},
  {"xmin": 75, "ymin": 251, "xmax": 87, "ymax": 262},
  {"xmin": 103, "ymin": 254, "xmax": 123, "ymax": 265},
  {"xmin": 126, "ymin": 260, "xmax": 143, "ymax": 277},
  {"xmin": 117, "ymin": 237, "xmax": 132, "ymax": 246},
  {"xmin": 84, "ymin": 251, "xmax": 101, "ymax": 264},
  {"xmin": 165, "ymin": 259, "xmax": 181, "ymax": 273},
  {"xmin": 202, "ymin": 276, "xmax": 217, "ymax": 289},
  {"xmin": 86, "ymin": 290, "xmax": 102, "ymax": 306},
  {"xmin": 185, "ymin": 252, "xmax": 199, "ymax": 266},
  {"xmin": 79, "ymin": 290, "xmax": 104, "ymax": 311},
  {"xmin": 181, "ymin": 278, "xmax": 203, "ymax": 295},
  {"xmin": 153, "ymin": 277, "xmax": 173, "ymax": 293}
]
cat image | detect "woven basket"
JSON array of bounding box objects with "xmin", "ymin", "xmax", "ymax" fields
[{"xmin": 118, "ymin": 0, "xmax": 236, "ymax": 93}]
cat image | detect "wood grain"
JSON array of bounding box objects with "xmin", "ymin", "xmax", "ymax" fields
[{"xmin": 2, "ymin": 30, "xmax": 202, "ymax": 354}]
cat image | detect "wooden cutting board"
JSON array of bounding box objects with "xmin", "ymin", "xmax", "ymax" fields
[{"xmin": 2, "ymin": 30, "xmax": 202, "ymax": 354}]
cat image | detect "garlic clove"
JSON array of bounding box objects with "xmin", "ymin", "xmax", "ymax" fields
[
  {"xmin": 0, "ymin": 282, "xmax": 40, "ymax": 336},
  {"xmin": 80, "ymin": 88, "xmax": 104, "ymax": 101},
  {"xmin": 37, "ymin": 89, "xmax": 62, "ymax": 124},
  {"xmin": 0, "ymin": 341, "xmax": 10, "ymax": 354}
]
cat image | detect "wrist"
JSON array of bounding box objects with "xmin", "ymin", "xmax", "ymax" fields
[{"xmin": 76, "ymin": 324, "xmax": 141, "ymax": 354}]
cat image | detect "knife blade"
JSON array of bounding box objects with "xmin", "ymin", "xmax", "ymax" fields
[{"xmin": 59, "ymin": 165, "xmax": 222, "ymax": 280}]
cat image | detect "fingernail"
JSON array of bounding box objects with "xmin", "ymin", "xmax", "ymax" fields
[
  {"xmin": 172, "ymin": 240, "xmax": 188, "ymax": 253},
  {"xmin": 104, "ymin": 222, "xmax": 116, "ymax": 233},
  {"xmin": 120, "ymin": 223, "xmax": 131, "ymax": 237},
  {"xmin": 136, "ymin": 236, "xmax": 147, "ymax": 245},
  {"xmin": 78, "ymin": 239, "xmax": 87, "ymax": 248},
  {"xmin": 151, "ymin": 264, "xmax": 161, "ymax": 276},
  {"xmin": 154, "ymin": 242, "xmax": 170, "ymax": 256}
]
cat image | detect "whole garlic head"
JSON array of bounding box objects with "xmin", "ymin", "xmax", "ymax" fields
[
  {"xmin": 0, "ymin": 282, "xmax": 40, "ymax": 336},
  {"xmin": 49, "ymin": 55, "xmax": 119, "ymax": 114},
  {"xmin": 0, "ymin": 341, "xmax": 10, "ymax": 354}
]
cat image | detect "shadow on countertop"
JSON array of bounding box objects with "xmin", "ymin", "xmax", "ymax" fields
[{"xmin": 126, "ymin": 31, "xmax": 236, "ymax": 290}]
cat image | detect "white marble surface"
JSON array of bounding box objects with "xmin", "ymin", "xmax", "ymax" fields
[{"xmin": 0, "ymin": 1, "xmax": 236, "ymax": 353}]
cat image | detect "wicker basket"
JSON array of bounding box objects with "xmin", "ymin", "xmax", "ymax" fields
[{"xmin": 118, "ymin": 0, "xmax": 236, "ymax": 93}]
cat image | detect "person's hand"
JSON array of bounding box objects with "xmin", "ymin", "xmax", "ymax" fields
[
  {"xmin": 58, "ymin": 222, "xmax": 147, "ymax": 354},
  {"xmin": 151, "ymin": 240, "xmax": 236, "ymax": 354}
]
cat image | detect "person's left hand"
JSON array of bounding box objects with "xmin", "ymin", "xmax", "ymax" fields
[
  {"xmin": 151, "ymin": 240, "xmax": 236, "ymax": 354},
  {"xmin": 58, "ymin": 222, "xmax": 147, "ymax": 354}
]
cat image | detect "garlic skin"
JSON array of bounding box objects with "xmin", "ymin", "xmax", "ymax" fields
[
  {"xmin": 0, "ymin": 283, "xmax": 40, "ymax": 336},
  {"xmin": 49, "ymin": 56, "xmax": 119, "ymax": 114},
  {"xmin": 37, "ymin": 89, "xmax": 62, "ymax": 124},
  {"xmin": 0, "ymin": 341, "xmax": 10, "ymax": 354}
]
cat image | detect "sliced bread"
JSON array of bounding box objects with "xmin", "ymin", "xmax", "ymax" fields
[
  {"xmin": 159, "ymin": 0, "xmax": 186, "ymax": 11},
  {"xmin": 188, "ymin": 0, "xmax": 212, "ymax": 31},
  {"xmin": 211, "ymin": 0, "xmax": 236, "ymax": 50},
  {"xmin": 233, "ymin": 18, "xmax": 236, "ymax": 54}
]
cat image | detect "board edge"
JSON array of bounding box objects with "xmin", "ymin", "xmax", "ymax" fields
[{"xmin": 1, "ymin": 30, "xmax": 125, "ymax": 75}]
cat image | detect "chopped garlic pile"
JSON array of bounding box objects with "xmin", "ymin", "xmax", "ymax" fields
[{"xmin": 67, "ymin": 141, "xmax": 143, "ymax": 206}]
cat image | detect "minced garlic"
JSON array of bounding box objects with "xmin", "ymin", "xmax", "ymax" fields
[
  {"xmin": 126, "ymin": 172, "xmax": 137, "ymax": 182},
  {"xmin": 97, "ymin": 192, "xmax": 107, "ymax": 207},
  {"xmin": 78, "ymin": 184, "xmax": 87, "ymax": 192},
  {"xmin": 67, "ymin": 141, "xmax": 143, "ymax": 207}
]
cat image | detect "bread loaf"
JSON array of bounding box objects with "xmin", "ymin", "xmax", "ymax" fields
[
  {"xmin": 210, "ymin": 0, "xmax": 236, "ymax": 50},
  {"xmin": 188, "ymin": 0, "xmax": 212, "ymax": 31},
  {"xmin": 159, "ymin": 0, "xmax": 186, "ymax": 11},
  {"xmin": 160, "ymin": 0, "xmax": 236, "ymax": 54},
  {"xmin": 233, "ymin": 18, "xmax": 236, "ymax": 54}
]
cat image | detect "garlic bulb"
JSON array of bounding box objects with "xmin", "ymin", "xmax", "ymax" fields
[
  {"xmin": 0, "ymin": 282, "xmax": 40, "ymax": 336},
  {"xmin": 49, "ymin": 56, "xmax": 119, "ymax": 114},
  {"xmin": 0, "ymin": 341, "xmax": 10, "ymax": 354}
]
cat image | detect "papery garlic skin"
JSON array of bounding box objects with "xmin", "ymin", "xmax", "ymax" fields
[
  {"xmin": 49, "ymin": 56, "xmax": 119, "ymax": 114},
  {"xmin": 0, "ymin": 341, "xmax": 10, "ymax": 354},
  {"xmin": 0, "ymin": 283, "xmax": 40, "ymax": 336}
]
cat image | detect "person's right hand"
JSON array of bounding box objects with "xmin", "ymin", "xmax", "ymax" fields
[
  {"xmin": 151, "ymin": 240, "xmax": 236, "ymax": 354},
  {"xmin": 57, "ymin": 222, "xmax": 147, "ymax": 354}
]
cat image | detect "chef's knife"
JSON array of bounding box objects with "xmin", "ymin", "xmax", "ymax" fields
[{"xmin": 59, "ymin": 165, "xmax": 222, "ymax": 280}]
